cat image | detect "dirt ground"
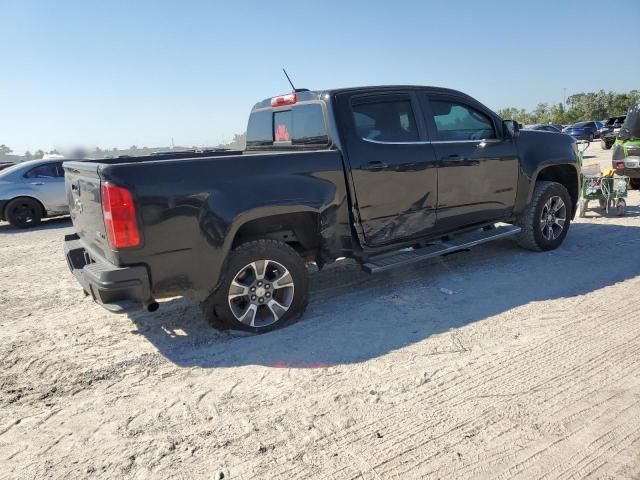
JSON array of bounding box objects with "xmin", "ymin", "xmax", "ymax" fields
[{"xmin": 1, "ymin": 144, "xmax": 639, "ymax": 479}]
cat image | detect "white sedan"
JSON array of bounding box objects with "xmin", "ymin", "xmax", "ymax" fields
[{"xmin": 0, "ymin": 158, "xmax": 79, "ymax": 228}]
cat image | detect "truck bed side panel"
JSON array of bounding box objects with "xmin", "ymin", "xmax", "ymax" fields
[{"xmin": 81, "ymin": 150, "xmax": 350, "ymax": 300}]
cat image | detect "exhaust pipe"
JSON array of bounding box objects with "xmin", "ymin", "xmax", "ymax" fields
[{"xmin": 146, "ymin": 301, "xmax": 159, "ymax": 313}]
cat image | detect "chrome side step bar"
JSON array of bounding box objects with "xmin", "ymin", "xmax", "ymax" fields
[{"xmin": 362, "ymin": 224, "xmax": 522, "ymax": 273}]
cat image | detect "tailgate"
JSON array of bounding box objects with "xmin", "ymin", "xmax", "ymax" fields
[{"xmin": 64, "ymin": 161, "xmax": 111, "ymax": 261}]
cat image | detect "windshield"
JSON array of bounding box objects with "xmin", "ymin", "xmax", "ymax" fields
[{"xmin": 572, "ymin": 122, "xmax": 589, "ymax": 127}]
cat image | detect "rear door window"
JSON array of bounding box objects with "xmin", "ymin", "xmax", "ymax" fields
[
  {"xmin": 25, "ymin": 163, "xmax": 61, "ymax": 179},
  {"xmin": 351, "ymin": 97, "xmax": 419, "ymax": 142}
]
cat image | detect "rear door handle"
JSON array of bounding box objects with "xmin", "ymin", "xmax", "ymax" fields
[{"xmin": 363, "ymin": 161, "xmax": 389, "ymax": 171}]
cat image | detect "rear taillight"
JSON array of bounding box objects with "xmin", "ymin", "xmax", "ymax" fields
[{"xmin": 101, "ymin": 182, "xmax": 140, "ymax": 248}]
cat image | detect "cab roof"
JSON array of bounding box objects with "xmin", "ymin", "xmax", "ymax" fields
[{"xmin": 252, "ymin": 85, "xmax": 476, "ymax": 111}]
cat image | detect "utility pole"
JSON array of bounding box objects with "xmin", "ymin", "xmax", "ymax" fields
[{"xmin": 563, "ymin": 88, "xmax": 567, "ymax": 105}]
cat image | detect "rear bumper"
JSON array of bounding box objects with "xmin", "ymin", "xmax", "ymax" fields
[{"xmin": 64, "ymin": 233, "xmax": 153, "ymax": 314}]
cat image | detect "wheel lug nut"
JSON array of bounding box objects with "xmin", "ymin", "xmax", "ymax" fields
[
  {"xmin": 251, "ymin": 295, "xmax": 256, "ymax": 300},
  {"xmin": 265, "ymin": 284, "xmax": 270, "ymax": 289},
  {"xmin": 250, "ymin": 287, "xmax": 256, "ymax": 292},
  {"xmin": 266, "ymin": 292, "xmax": 271, "ymax": 298},
  {"xmin": 259, "ymin": 298, "xmax": 264, "ymax": 303},
  {"xmin": 257, "ymin": 281, "xmax": 263, "ymax": 286}
]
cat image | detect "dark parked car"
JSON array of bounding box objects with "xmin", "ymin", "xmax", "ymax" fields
[
  {"xmin": 562, "ymin": 121, "xmax": 600, "ymax": 141},
  {"xmin": 599, "ymin": 115, "xmax": 626, "ymax": 149},
  {"xmin": 64, "ymin": 85, "xmax": 580, "ymax": 332},
  {"xmin": 525, "ymin": 124, "xmax": 562, "ymax": 133}
]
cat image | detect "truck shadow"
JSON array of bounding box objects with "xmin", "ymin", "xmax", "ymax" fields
[{"xmin": 129, "ymin": 221, "xmax": 640, "ymax": 369}]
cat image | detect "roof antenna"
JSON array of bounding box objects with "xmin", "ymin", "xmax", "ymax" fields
[{"xmin": 283, "ymin": 68, "xmax": 296, "ymax": 92}]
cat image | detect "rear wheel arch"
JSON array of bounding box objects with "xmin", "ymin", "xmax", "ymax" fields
[{"xmin": 230, "ymin": 211, "xmax": 323, "ymax": 259}]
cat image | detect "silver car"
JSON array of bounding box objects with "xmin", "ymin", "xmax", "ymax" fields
[{"xmin": 0, "ymin": 159, "xmax": 75, "ymax": 228}]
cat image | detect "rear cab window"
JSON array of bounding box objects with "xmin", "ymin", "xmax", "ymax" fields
[{"xmin": 246, "ymin": 101, "xmax": 329, "ymax": 150}]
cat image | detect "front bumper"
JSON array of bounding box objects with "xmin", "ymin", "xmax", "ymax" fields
[{"xmin": 64, "ymin": 233, "xmax": 153, "ymax": 314}]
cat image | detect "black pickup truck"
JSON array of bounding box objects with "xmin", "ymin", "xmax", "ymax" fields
[{"xmin": 64, "ymin": 86, "xmax": 580, "ymax": 332}]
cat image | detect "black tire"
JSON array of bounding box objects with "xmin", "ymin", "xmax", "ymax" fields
[
  {"xmin": 630, "ymin": 179, "xmax": 640, "ymax": 190},
  {"xmin": 5, "ymin": 197, "xmax": 43, "ymax": 228},
  {"xmin": 201, "ymin": 239, "xmax": 309, "ymax": 333},
  {"xmin": 516, "ymin": 181, "xmax": 572, "ymax": 252},
  {"xmin": 601, "ymin": 139, "xmax": 612, "ymax": 150}
]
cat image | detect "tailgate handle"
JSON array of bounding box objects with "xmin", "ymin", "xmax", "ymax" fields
[
  {"xmin": 71, "ymin": 183, "xmax": 79, "ymax": 191},
  {"xmin": 30, "ymin": 182, "xmax": 45, "ymax": 186}
]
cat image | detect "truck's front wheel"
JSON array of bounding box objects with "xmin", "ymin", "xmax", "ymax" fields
[
  {"xmin": 201, "ymin": 240, "xmax": 309, "ymax": 333},
  {"xmin": 516, "ymin": 181, "xmax": 572, "ymax": 252}
]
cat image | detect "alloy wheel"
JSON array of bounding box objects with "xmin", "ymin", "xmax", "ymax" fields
[
  {"xmin": 539, "ymin": 195, "xmax": 566, "ymax": 241},
  {"xmin": 227, "ymin": 260, "xmax": 295, "ymax": 328}
]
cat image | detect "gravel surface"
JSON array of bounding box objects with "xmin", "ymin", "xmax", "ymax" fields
[{"xmin": 1, "ymin": 144, "xmax": 639, "ymax": 479}]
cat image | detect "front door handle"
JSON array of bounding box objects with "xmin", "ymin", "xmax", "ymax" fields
[{"xmin": 363, "ymin": 161, "xmax": 389, "ymax": 171}]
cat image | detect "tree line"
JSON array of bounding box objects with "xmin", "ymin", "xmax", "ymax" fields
[
  {"xmin": 0, "ymin": 145, "xmax": 61, "ymax": 161},
  {"xmin": 496, "ymin": 90, "xmax": 639, "ymax": 125}
]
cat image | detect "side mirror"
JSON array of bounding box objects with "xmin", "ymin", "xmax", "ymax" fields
[{"xmin": 503, "ymin": 120, "xmax": 520, "ymax": 137}]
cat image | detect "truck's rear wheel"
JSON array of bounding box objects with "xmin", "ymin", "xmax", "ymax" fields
[
  {"xmin": 516, "ymin": 181, "xmax": 572, "ymax": 251},
  {"xmin": 5, "ymin": 197, "xmax": 43, "ymax": 228},
  {"xmin": 201, "ymin": 239, "xmax": 309, "ymax": 333}
]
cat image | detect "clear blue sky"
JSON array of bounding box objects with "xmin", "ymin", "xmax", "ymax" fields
[{"xmin": 1, "ymin": 0, "xmax": 639, "ymax": 154}]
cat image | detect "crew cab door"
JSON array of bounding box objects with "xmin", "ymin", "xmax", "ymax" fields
[
  {"xmin": 420, "ymin": 94, "xmax": 519, "ymax": 231},
  {"xmin": 336, "ymin": 91, "xmax": 438, "ymax": 247}
]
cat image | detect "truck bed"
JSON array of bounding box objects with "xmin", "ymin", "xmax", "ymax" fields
[{"xmin": 63, "ymin": 148, "xmax": 350, "ymax": 300}]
